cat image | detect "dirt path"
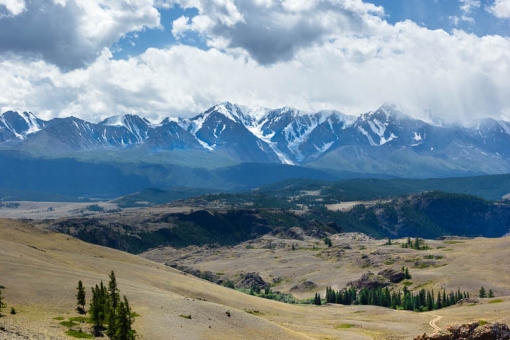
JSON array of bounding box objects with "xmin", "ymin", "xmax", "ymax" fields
[{"xmin": 426, "ymin": 314, "xmax": 443, "ymax": 333}]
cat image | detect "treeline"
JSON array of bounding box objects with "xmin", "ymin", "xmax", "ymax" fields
[
  {"xmin": 307, "ymin": 191, "xmax": 510, "ymax": 239},
  {"xmin": 53, "ymin": 209, "xmax": 317, "ymax": 254},
  {"xmin": 248, "ymin": 285, "xmax": 297, "ymax": 304},
  {"xmin": 320, "ymin": 286, "xmax": 470, "ymax": 312}
]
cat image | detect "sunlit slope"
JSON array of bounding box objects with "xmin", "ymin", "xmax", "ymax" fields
[{"xmin": 1, "ymin": 218, "xmax": 510, "ymax": 339}]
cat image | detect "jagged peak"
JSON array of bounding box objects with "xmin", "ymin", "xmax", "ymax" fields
[
  {"xmin": 99, "ymin": 114, "xmax": 150, "ymax": 128},
  {"xmin": 358, "ymin": 103, "xmax": 413, "ymax": 123},
  {"xmin": 0, "ymin": 110, "xmax": 44, "ymax": 137}
]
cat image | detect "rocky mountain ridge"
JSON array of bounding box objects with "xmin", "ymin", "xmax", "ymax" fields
[{"xmin": 3, "ymin": 102, "xmax": 510, "ymax": 177}]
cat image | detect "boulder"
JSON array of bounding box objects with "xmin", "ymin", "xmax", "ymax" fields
[{"xmin": 414, "ymin": 322, "xmax": 510, "ymax": 340}]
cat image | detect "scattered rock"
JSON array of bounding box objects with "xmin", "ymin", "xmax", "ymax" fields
[
  {"xmin": 456, "ymin": 297, "xmax": 479, "ymax": 305},
  {"xmin": 414, "ymin": 321, "xmax": 510, "ymax": 340},
  {"xmin": 435, "ymin": 236, "xmax": 470, "ymax": 240},
  {"xmin": 290, "ymin": 281, "xmax": 317, "ymax": 292},
  {"xmin": 236, "ymin": 272, "xmax": 268, "ymax": 289},
  {"xmin": 166, "ymin": 264, "xmax": 221, "ymax": 284}
]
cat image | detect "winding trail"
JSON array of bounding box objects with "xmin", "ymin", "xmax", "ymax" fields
[{"xmin": 426, "ymin": 313, "xmax": 443, "ymax": 333}]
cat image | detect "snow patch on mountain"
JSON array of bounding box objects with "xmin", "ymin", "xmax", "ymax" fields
[
  {"xmin": 0, "ymin": 111, "xmax": 43, "ymax": 139},
  {"xmin": 367, "ymin": 119, "xmax": 386, "ymax": 138},
  {"xmin": 413, "ymin": 132, "xmax": 422, "ymax": 141},
  {"xmin": 380, "ymin": 133, "xmax": 398, "ymax": 146},
  {"xmin": 358, "ymin": 126, "xmax": 377, "ymax": 146},
  {"xmin": 20, "ymin": 112, "xmax": 42, "ymax": 135},
  {"xmin": 246, "ymin": 125, "xmax": 294, "ymax": 164},
  {"xmin": 102, "ymin": 115, "xmax": 125, "ymax": 127},
  {"xmin": 498, "ymin": 120, "xmax": 510, "ymax": 135}
]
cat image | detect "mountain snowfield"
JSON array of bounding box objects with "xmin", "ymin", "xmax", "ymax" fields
[{"xmin": 2, "ymin": 102, "xmax": 510, "ymax": 177}]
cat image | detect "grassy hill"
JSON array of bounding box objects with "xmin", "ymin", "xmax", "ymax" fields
[{"xmin": 1, "ymin": 218, "xmax": 510, "ymax": 339}]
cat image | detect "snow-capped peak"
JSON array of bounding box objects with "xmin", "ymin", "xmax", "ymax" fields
[{"xmin": 0, "ymin": 111, "xmax": 43, "ymax": 139}]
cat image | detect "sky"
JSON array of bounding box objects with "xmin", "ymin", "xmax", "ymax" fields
[{"xmin": 0, "ymin": 0, "xmax": 509, "ymax": 124}]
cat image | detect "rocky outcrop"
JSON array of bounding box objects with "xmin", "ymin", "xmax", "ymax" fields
[
  {"xmin": 304, "ymin": 220, "xmax": 327, "ymax": 238},
  {"xmin": 347, "ymin": 272, "xmax": 390, "ymax": 290},
  {"xmin": 270, "ymin": 227, "xmax": 305, "ymax": 240},
  {"xmin": 378, "ymin": 268, "xmax": 405, "ymax": 283},
  {"xmin": 414, "ymin": 322, "xmax": 510, "ymax": 340},
  {"xmin": 236, "ymin": 272, "xmax": 268, "ymax": 289}
]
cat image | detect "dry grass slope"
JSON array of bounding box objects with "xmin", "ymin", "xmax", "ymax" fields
[{"xmin": 1, "ymin": 218, "xmax": 510, "ymax": 339}]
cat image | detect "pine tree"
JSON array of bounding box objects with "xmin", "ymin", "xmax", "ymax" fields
[
  {"xmin": 489, "ymin": 289, "xmax": 494, "ymax": 298},
  {"xmin": 76, "ymin": 280, "xmax": 86, "ymax": 313},
  {"xmin": 314, "ymin": 293, "xmax": 322, "ymax": 305},
  {"xmin": 479, "ymin": 286, "xmax": 487, "ymax": 298},
  {"xmin": 0, "ymin": 289, "xmax": 6, "ymax": 316},
  {"xmin": 107, "ymin": 271, "xmax": 120, "ymax": 338},
  {"xmin": 90, "ymin": 281, "xmax": 109, "ymax": 330},
  {"xmin": 113, "ymin": 296, "xmax": 136, "ymax": 340},
  {"xmin": 436, "ymin": 291, "xmax": 442, "ymax": 310}
]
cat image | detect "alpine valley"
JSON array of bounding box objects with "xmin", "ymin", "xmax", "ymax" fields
[{"xmin": 2, "ymin": 102, "xmax": 510, "ymax": 197}]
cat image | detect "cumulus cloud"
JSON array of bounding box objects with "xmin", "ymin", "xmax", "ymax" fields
[
  {"xmin": 1, "ymin": 17, "xmax": 509, "ymax": 124},
  {"xmin": 0, "ymin": 0, "xmax": 509, "ymax": 125},
  {"xmin": 0, "ymin": 0, "xmax": 25, "ymax": 16},
  {"xmin": 0, "ymin": 0, "xmax": 161, "ymax": 70},
  {"xmin": 167, "ymin": 0, "xmax": 385, "ymax": 65},
  {"xmin": 489, "ymin": 0, "xmax": 510, "ymax": 18},
  {"xmin": 450, "ymin": 0, "xmax": 481, "ymax": 25}
]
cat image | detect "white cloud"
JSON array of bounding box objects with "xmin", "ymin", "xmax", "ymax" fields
[
  {"xmin": 1, "ymin": 16, "xmax": 509, "ymax": 124},
  {"xmin": 0, "ymin": 0, "xmax": 161, "ymax": 70},
  {"xmin": 453, "ymin": 0, "xmax": 480, "ymax": 24},
  {"xmin": 0, "ymin": 0, "xmax": 25, "ymax": 16},
  {"xmin": 489, "ymin": 0, "xmax": 510, "ymax": 18},
  {"xmin": 0, "ymin": 0, "xmax": 509, "ymax": 125},
  {"xmin": 169, "ymin": 0, "xmax": 385, "ymax": 65}
]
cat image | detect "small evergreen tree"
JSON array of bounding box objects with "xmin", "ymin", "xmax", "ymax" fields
[
  {"xmin": 0, "ymin": 289, "xmax": 6, "ymax": 316},
  {"xmin": 324, "ymin": 237, "xmax": 332, "ymax": 248},
  {"xmin": 89, "ymin": 281, "xmax": 109, "ymax": 330},
  {"xmin": 479, "ymin": 286, "xmax": 487, "ymax": 298},
  {"xmin": 107, "ymin": 271, "xmax": 120, "ymax": 338},
  {"xmin": 113, "ymin": 296, "xmax": 135, "ymax": 340},
  {"xmin": 489, "ymin": 289, "xmax": 494, "ymax": 298},
  {"xmin": 76, "ymin": 280, "xmax": 86, "ymax": 314}
]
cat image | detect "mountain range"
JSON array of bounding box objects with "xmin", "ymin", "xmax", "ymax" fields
[
  {"xmin": 3, "ymin": 102, "xmax": 510, "ymax": 176},
  {"xmin": 2, "ymin": 102, "xmax": 510, "ymax": 197}
]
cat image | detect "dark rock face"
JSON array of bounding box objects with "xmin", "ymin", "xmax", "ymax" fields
[
  {"xmin": 414, "ymin": 322, "xmax": 510, "ymax": 340},
  {"xmin": 378, "ymin": 268, "xmax": 405, "ymax": 283},
  {"xmin": 236, "ymin": 272, "xmax": 268, "ymax": 289},
  {"xmin": 304, "ymin": 220, "xmax": 327, "ymax": 238},
  {"xmin": 270, "ymin": 227, "xmax": 305, "ymax": 240},
  {"xmin": 347, "ymin": 272, "xmax": 390, "ymax": 290}
]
